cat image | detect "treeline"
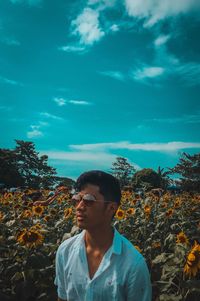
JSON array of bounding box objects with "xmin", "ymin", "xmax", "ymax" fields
[
  {"xmin": 0, "ymin": 140, "xmax": 200, "ymax": 192},
  {"xmin": 0, "ymin": 140, "xmax": 73, "ymax": 189},
  {"xmin": 111, "ymin": 154, "xmax": 200, "ymax": 192}
]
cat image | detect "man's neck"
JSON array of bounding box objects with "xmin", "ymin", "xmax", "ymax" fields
[{"xmin": 84, "ymin": 226, "xmax": 114, "ymax": 253}]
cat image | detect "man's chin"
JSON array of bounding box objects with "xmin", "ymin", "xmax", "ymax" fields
[{"xmin": 76, "ymin": 220, "xmax": 87, "ymax": 229}]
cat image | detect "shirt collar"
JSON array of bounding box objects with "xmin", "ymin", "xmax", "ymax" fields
[
  {"xmin": 76, "ymin": 227, "xmax": 122, "ymax": 255},
  {"xmin": 112, "ymin": 227, "xmax": 122, "ymax": 255}
]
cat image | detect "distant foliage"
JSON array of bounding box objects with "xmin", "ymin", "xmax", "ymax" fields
[
  {"xmin": 132, "ymin": 168, "xmax": 162, "ymax": 190},
  {"xmin": 111, "ymin": 156, "xmax": 136, "ymax": 188},
  {"xmin": 0, "ymin": 148, "xmax": 24, "ymax": 187},
  {"xmin": 0, "ymin": 140, "xmax": 57, "ymax": 189},
  {"xmin": 169, "ymin": 152, "xmax": 200, "ymax": 192}
]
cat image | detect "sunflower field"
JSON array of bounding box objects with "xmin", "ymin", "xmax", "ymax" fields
[{"xmin": 0, "ymin": 189, "xmax": 200, "ymax": 301}]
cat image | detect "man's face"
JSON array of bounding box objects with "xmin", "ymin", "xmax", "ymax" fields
[{"xmin": 73, "ymin": 184, "xmax": 117, "ymax": 230}]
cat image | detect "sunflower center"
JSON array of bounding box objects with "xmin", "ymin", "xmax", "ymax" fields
[{"xmin": 24, "ymin": 231, "xmax": 40, "ymax": 243}]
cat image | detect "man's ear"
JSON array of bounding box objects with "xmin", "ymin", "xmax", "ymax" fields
[{"xmin": 109, "ymin": 202, "xmax": 118, "ymax": 213}]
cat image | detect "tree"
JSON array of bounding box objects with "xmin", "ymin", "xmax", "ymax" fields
[
  {"xmin": 32, "ymin": 154, "xmax": 57, "ymax": 189},
  {"xmin": 111, "ymin": 157, "xmax": 136, "ymax": 188},
  {"xmin": 168, "ymin": 152, "xmax": 200, "ymax": 192},
  {"xmin": 0, "ymin": 148, "xmax": 24, "ymax": 187},
  {"xmin": 132, "ymin": 168, "xmax": 162, "ymax": 191},
  {"xmin": 157, "ymin": 166, "xmax": 171, "ymax": 189},
  {"xmin": 0, "ymin": 140, "xmax": 57, "ymax": 189},
  {"xmin": 14, "ymin": 140, "xmax": 57, "ymax": 188},
  {"xmin": 54, "ymin": 176, "xmax": 75, "ymax": 188}
]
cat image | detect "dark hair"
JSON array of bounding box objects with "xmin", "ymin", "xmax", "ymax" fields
[{"xmin": 75, "ymin": 170, "xmax": 121, "ymax": 205}]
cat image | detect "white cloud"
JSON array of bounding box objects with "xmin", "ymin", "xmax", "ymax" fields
[
  {"xmin": 30, "ymin": 125, "xmax": 40, "ymax": 130},
  {"xmin": 99, "ymin": 71, "xmax": 125, "ymax": 81},
  {"xmin": 151, "ymin": 32, "xmax": 200, "ymax": 86},
  {"xmin": 125, "ymin": 0, "xmax": 200, "ymax": 27},
  {"xmin": 155, "ymin": 41, "xmax": 200, "ymax": 86},
  {"xmin": 67, "ymin": 1, "xmax": 119, "ymax": 50},
  {"xmin": 154, "ymin": 35, "xmax": 170, "ymax": 47},
  {"xmin": 110, "ymin": 24, "xmax": 119, "ymax": 32},
  {"xmin": 27, "ymin": 129, "xmax": 43, "ymax": 138},
  {"xmin": 175, "ymin": 62, "xmax": 200, "ymax": 86},
  {"xmin": 58, "ymin": 45, "xmax": 86, "ymax": 53},
  {"xmin": 88, "ymin": 0, "xmax": 100, "ymax": 4},
  {"xmin": 41, "ymin": 149, "xmax": 140, "ymax": 171},
  {"xmin": 87, "ymin": 0, "xmax": 116, "ymax": 10},
  {"xmin": 52, "ymin": 98, "xmax": 91, "ymax": 107},
  {"xmin": 43, "ymin": 140, "xmax": 200, "ymax": 174},
  {"xmin": 72, "ymin": 8, "xmax": 105, "ymax": 45},
  {"xmin": 133, "ymin": 66, "xmax": 165, "ymax": 80},
  {"xmin": 53, "ymin": 97, "xmax": 67, "ymax": 106},
  {"xmin": 26, "ymin": 121, "xmax": 49, "ymax": 138},
  {"xmin": 38, "ymin": 121, "xmax": 49, "ymax": 126},
  {"xmin": 42, "ymin": 150, "xmax": 116, "ymax": 163},
  {"xmin": 68, "ymin": 100, "xmax": 91, "ymax": 105},
  {"xmin": 132, "ymin": 61, "xmax": 200, "ymax": 86},
  {"xmin": 1, "ymin": 37, "xmax": 20, "ymax": 46},
  {"xmin": 40, "ymin": 112, "xmax": 63, "ymax": 120},
  {"xmin": 70, "ymin": 141, "xmax": 200, "ymax": 152},
  {"xmin": 0, "ymin": 76, "xmax": 22, "ymax": 86}
]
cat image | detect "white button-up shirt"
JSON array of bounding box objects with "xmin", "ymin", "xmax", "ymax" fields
[{"xmin": 55, "ymin": 228, "xmax": 152, "ymax": 301}]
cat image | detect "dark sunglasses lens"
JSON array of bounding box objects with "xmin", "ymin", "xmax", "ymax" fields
[
  {"xmin": 84, "ymin": 199, "xmax": 95, "ymax": 206},
  {"xmin": 70, "ymin": 194, "xmax": 96, "ymax": 207}
]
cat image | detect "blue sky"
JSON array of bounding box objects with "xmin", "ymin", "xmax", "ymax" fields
[{"xmin": 1, "ymin": 0, "xmax": 200, "ymax": 179}]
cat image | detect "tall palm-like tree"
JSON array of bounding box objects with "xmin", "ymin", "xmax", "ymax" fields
[{"xmin": 157, "ymin": 166, "xmax": 171, "ymax": 189}]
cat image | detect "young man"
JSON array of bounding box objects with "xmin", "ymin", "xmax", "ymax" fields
[{"xmin": 54, "ymin": 170, "xmax": 152, "ymax": 301}]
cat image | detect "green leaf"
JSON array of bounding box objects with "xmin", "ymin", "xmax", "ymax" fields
[
  {"xmin": 26, "ymin": 254, "xmax": 51, "ymax": 269},
  {"xmin": 152, "ymin": 253, "xmax": 174, "ymax": 265},
  {"xmin": 181, "ymin": 280, "xmax": 200, "ymax": 289},
  {"xmin": 159, "ymin": 293, "xmax": 183, "ymax": 301}
]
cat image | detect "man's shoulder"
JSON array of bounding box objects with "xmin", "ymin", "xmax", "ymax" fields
[
  {"xmin": 116, "ymin": 233, "xmax": 148, "ymax": 276},
  {"xmin": 118, "ymin": 231, "xmax": 144, "ymax": 261},
  {"xmin": 57, "ymin": 230, "xmax": 83, "ymax": 255}
]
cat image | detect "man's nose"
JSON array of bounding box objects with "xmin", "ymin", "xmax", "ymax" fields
[{"xmin": 76, "ymin": 199, "xmax": 86, "ymax": 210}]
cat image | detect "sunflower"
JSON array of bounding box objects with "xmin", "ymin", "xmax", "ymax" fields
[
  {"xmin": 31, "ymin": 223, "xmax": 42, "ymax": 230},
  {"xmin": 49, "ymin": 208, "xmax": 57, "ymax": 216},
  {"xmin": 152, "ymin": 241, "xmax": 161, "ymax": 249},
  {"xmin": 126, "ymin": 208, "xmax": 135, "ymax": 216},
  {"xmin": 166, "ymin": 208, "xmax": 174, "ymax": 218},
  {"xmin": 184, "ymin": 241, "xmax": 200, "ymax": 277},
  {"xmin": 4, "ymin": 193, "xmax": 12, "ymax": 199},
  {"xmin": 3, "ymin": 201, "xmax": 9, "ymax": 206},
  {"xmin": 174, "ymin": 198, "xmax": 181, "ymax": 208},
  {"xmin": 0, "ymin": 211, "xmax": 5, "ymax": 221},
  {"xmin": 135, "ymin": 194, "xmax": 141, "ymax": 200},
  {"xmin": 23, "ymin": 209, "xmax": 32, "ymax": 218},
  {"xmin": 115, "ymin": 208, "xmax": 125, "ymax": 220},
  {"xmin": 176, "ymin": 232, "xmax": 189, "ymax": 245},
  {"xmin": 14, "ymin": 204, "xmax": 21, "ymax": 210},
  {"xmin": 131, "ymin": 199, "xmax": 138, "ymax": 206},
  {"xmin": 43, "ymin": 215, "xmax": 51, "ymax": 222},
  {"xmin": 64, "ymin": 208, "xmax": 72, "ymax": 219},
  {"xmin": 144, "ymin": 205, "xmax": 151, "ymax": 215},
  {"xmin": 134, "ymin": 245, "xmax": 142, "ymax": 253},
  {"xmin": 17, "ymin": 228, "xmax": 44, "ymax": 248},
  {"xmin": 32, "ymin": 205, "xmax": 44, "ymax": 216}
]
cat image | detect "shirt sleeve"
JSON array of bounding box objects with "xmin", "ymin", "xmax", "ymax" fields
[
  {"xmin": 54, "ymin": 247, "xmax": 68, "ymax": 300},
  {"xmin": 126, "ymin": 257, "xmax": 152, "ymax": 301}
]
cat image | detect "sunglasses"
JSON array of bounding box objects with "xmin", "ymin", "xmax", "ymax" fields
[{"xmin": 70, "ymin": 193, "xmax": 111, "ymax": 207}]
